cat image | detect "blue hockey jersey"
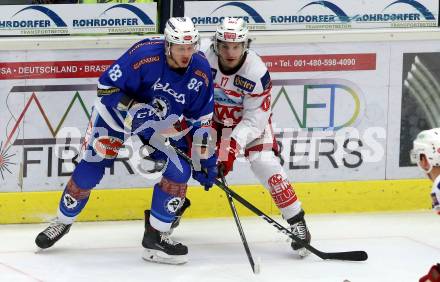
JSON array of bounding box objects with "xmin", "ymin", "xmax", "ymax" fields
[{"xmin": 97, "ymin": 38, "xmax": 214, "ymax": 132}]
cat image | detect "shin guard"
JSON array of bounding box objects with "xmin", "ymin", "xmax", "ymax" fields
[
  {"xmin": 58, "ymin": 178, "xmax": 91, "ymax": 221},
  {"xmin": 150, "ymin": 178, "xmax": 187, "ymax": 232}
]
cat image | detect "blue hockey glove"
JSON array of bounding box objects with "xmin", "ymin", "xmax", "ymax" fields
[{"xmin": 192, "ymin": 154, "xmax": 218, "ymax": 191}]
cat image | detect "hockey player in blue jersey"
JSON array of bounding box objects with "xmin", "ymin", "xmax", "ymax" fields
[{"xmin": 35, "ymin": 17, "xmax": 217, "ymax": 265}]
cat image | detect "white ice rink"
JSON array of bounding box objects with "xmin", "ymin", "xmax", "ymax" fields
[{"xmin": 0, "ymin": 211, "xmax": 438, "ymax": 282}]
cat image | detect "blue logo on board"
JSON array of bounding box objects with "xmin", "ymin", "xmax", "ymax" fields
[
  {"xmin": 298, "ymin": 1, "xmax": 350, "ymax": 22},
  {"xmin": 13, "ymin": 5, "xmax": 67, "ymax": 27},
  {"xmin": 103, "ymin": 4, "xmax": 154, "ymax": 24},
  {"xmin": 211, "ymin": 2, "xmax": 265, "ymax": 23},
  {"xmin": 383, "ymin": 0, "xmax": 435, "ymax": 20}
]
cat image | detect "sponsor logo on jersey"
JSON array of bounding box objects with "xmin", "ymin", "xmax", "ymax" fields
[
  {"xmin": 214, "ymin": 104, "xmax": 243, "ymax": 125},
  {"xmin": 129, "ymin": 40, "xmax": 162, "ymax": 55},
  {"xmin": 93, "ymin": 136, "xmax": 123, "ymax": 159},
  {"xmin": 132, "ymin": 55, "xmax": 160, "ymax": 70},
  {"xmin": 214, "ymin": 87, "xmax": 242, "ymax": 102},
  {"xmin": 97, "ymin": 87, "xmax": 120, "ymax": 96},
  {"xmin": 152, "ymin": 78, "xmax": 185, "ymax": 104},
  {"xmin": 234, "ymin": 75, "xmax": 256, "ymax": 92},
  {"xmin": 261, "ymin": 71, "xmax": 272, "ymax": 91},
  {"xmin": 150, "ymin": 97, "xmax": 170, "ymax": 118},
  {"xmin": 195, "ymin": 69, "xmax": 209, "ymax": 87}
]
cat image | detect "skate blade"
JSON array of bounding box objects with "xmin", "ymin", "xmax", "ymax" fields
[
  {"xmin": 142, "ymin": 249, "xmax": 188, "ymax": 265},
  {"xmin": 297, "ymin": 247, "xmax": 310, "ymax": 258},
  {"xmin": 35, "ymin": 247, "xmax": 45, "ymax": 254}
]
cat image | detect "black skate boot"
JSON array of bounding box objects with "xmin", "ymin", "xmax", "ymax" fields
[
  {"xmin": 170, "ymin": 197, "xmax": 191, "ymax": 230},
  {"xmin": 287, "ymin": 210, "xmax": 311, "ymax": 257},
  {"xmin": 142, "ymin": 210, "xmax": 188, "ymax": 264},
  {"xmin": 35, "ymin": 219, "xmax": 72, "ymax": 249}
]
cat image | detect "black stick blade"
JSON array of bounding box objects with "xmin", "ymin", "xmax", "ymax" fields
[{"xmin": 320, "ymin": 250, "xmax": 368, "ymax": 261}]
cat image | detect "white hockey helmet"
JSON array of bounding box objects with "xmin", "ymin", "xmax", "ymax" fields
[
  {"xmin": 214, "ymin": 17, "xmax": 249, "ymax": 54},
  {"xmin": 164, "ymin": 17, "xmax": 199, "ymax": 45},
  {"xmin": 410, "ymin": 128, "xmax": 440, "ymax": 173}
]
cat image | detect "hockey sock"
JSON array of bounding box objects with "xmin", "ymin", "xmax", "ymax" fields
[
  {"xmin": 268, "ymin": 174, "xmax": 301, "ymax": 220},
  {"xmin": 150, "ymin": 179, "xmax": 187, "ymax": 232},
  {"xmin": 58, "ymin": 178, "xmax": 91, "ymax": 221}
]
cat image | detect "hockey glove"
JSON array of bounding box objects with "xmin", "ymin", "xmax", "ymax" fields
[
  {"xmin": 218, "ymin": 137, "xmax": 240, "ymax": 177},
  {"xmin": 192, "ymin": 154, "xmax": 218, "ymax": 191},
  {"xmin": 431, "ymin": 183, "xmax": 440, "ymax": 214},
  {"xmin": 419, "ymin": 264, "xmax": 440, "ymax": 282}
]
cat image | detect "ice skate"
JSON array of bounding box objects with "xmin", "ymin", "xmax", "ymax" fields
[
  {"xmin": 35, "ymin": 218, "xmax": 72, "ymax": 249},
  {"xmin": 142, "ymin": 210, "xmax": 188, "ymax": 264},
  {"xmin": 287, "ymin": 210, "xmax": 311, "ymax": 257}
]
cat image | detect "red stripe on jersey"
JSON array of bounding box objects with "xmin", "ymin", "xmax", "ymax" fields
[
  {"xmin": 249, "ymin": 86, "xmax": 271, "ymax": 97},
  {"xmin": 214, "ymin": 83, "xmax": 243, "ymax": 98},
  {"xmin": 225, "ymin": 89, "xmax": 243, "ymax": 97}
]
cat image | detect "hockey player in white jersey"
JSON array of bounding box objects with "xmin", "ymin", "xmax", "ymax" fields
[
  {"xmin": 411, "ymin": 128, "xmax": 440, "ymax": 281},
  {"xmin": 205, "ymin": 17, "xmax": 311, "ymax": 257},
  {"xmin": 411, "ymin": 128, "xmax": 440, "ymax": 213}
]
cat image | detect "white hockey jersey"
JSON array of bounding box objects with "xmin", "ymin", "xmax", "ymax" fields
[{"xmin": 205, "ymin": 47, "xmax": 273, "ymax": 150}]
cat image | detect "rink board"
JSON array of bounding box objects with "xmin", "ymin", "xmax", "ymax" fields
[
  {"xmin": 0, "ymin": 179, "xmax": 431, "ymax": 224},
  {"xmin": 3, "ymin": 31, "xmax": 440, "ymax": 192},
  {"xmin": 0, "ymin": 31, "xmax": 438, "ymax": 223}
]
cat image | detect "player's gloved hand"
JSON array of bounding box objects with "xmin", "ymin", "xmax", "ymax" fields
[
  {"xmin": 192, "ymin": 154, "xmax": 218, "ymax": 191},
  {"xmin": 419, "ymin": 263, "xmax": 440, "ymax": 282},
  {"xmin": 431, "ymin": 184, "xmax": 440, "ymax": 214},
  {"xmin": 217, "ymin": 137, "xmax": 240, "ymax": 177}
]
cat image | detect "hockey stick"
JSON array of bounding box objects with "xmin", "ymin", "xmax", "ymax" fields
[
  {"xmin": 219, "ymin": 168, "xmax": 260, "ymax": 274},
  {"xmin": 172, "ymin": 145, "xmax": 368, "ymax": 262}
]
